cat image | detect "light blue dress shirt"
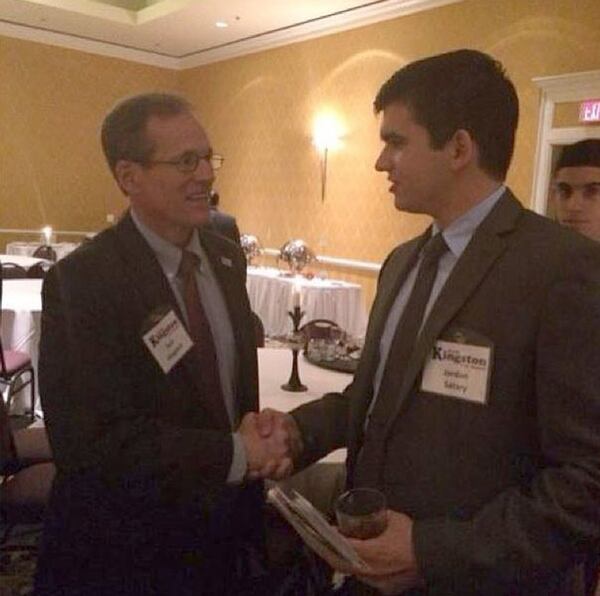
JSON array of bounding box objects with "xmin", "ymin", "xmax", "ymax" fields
[
  {"xmin": 370, "ymin": 186, "xmax": 506, "ymax": 412},
  {"xmin": 131, "ymin": 210, "xmax": 247, "ymax": 483}
]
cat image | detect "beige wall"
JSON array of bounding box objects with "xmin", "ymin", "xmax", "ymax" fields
[
  {"xmin": 0, "ymin": 36, "xmax": 177, "ymax": 240},
  {"xmin": 2, "ymin": 0, "xmax": 600, "ymax": 306}
]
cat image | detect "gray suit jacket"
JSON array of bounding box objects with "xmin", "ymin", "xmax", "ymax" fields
[{"xmin": 292, "ymin": 190, "xmax": 600, "ymax": 595}]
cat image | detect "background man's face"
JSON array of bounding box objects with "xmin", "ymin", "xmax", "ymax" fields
[
  {"xmin": 130, "ymin": 111, "xmax": 214, "ymax": 245},
  {"xmin": 552, "ymin": 165, "xmax": 600, "ymax": 242}
]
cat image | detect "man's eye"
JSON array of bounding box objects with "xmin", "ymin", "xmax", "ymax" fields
[
  {"xmin": 554, "ymin": 184, "xmax": 571, "ymax": 199},
  {"xmin": 180, "ymin": 153, "xmax": 199, "ymax": 168},
  {"xmin": 583, "ymin": 184, "xmax": 600, "ymax": 199}
]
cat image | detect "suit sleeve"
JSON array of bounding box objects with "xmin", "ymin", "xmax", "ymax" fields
[
  {"xmin": 39, "ymin": 260, "xmax": 235, "ymax": 504},
  {"xmin": 413, "ymin": 253, "xmax": 600, "ymax": 588}
]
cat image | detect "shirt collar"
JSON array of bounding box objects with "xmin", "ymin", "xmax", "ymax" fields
[
  {"xmin": 130, "ymin": 208, "xmax": 206, "ymax": 279},
  {"xmin": 432, "ymin": 185, "xmax": 505, "ymax": 259}
]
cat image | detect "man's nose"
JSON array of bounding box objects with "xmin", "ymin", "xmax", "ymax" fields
[
  {"xmin": 375, "ymin": 151, "xmax": 388, "ymax": 172},
  {"xmin": 192, "ymin": 158, "xmax": 214, "ymax": 182}
]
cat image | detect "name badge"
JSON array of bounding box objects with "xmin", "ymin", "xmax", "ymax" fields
[
  {"xmin": 142, "ymin": 310, "xmax": 193, "ymax": 373},
  {"xmin": 420, "ymin": 339, "xmax": 492, "ymax": 404}
]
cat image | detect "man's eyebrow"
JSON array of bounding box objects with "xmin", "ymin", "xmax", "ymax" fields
[{"xmin": 380, "ymin": 131, "xmax": 406, "ymax": 143}]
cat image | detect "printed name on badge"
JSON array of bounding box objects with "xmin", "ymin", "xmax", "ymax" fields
[
  {"xmin": 421, "ymin": 339, "xmax": 492, "ymax": 404},
  {"xmin": 143, "ymin": 310, "xmax": 193, "ymax": 373}
]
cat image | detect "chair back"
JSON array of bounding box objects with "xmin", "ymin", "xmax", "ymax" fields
[
  {"xmin": 27, "ymin": 261, "xmax": 52, "ymax": 279},
  {"xmin": 0, "ymin": 393, "xmax": 17, "ymax": 471},
  {"xmin": 32, "ymin": 245, "xmax": 57, "ymax": 262},
  {"xmin": 299, "ymin": 319, "xmax": 343, "ymax": 352},
  {"xmin": 1, "ymin": 262, "xmax": 28, "ymax": 279}
]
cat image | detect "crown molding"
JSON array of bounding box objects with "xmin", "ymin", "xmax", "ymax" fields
[
  {"xmin": 0, "ymin": 0, "xmax": 463, "ymax": 71},
  {"xmin": 0, "ymin": 19, "xmax": 178, "ymax": 68},
  {"xmin": 179, "ymin": 0, "xmax": 463, "ymax": 69},
  {"xmin": 532, "ymin": 70, "xmax": 600, "ymax": 102}
]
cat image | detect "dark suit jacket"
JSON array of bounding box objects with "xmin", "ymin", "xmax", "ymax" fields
[
  {"xmin": 292, "ymin": 191, "xmax": 600, "ymax": 595},
  {"xmin": 209, "ymin": 207, "xmax": 241, "ymax": 246},
  {"xmin": 35, "ymin": 213, "xmax": 262, "ymax": 595}
]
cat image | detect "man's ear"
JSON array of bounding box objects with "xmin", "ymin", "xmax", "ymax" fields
[
  {"xmin": 114, "ymin": 160, "xmax": 140, "ymax": 196},
  {"xmin": 448, "ymin": 129, "xmax": 475, "ymax": 171}
]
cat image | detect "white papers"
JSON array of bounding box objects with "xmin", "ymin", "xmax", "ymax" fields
[{"xmin": 267, "ymin": 485, "xmax": 369, "ymax": 571}]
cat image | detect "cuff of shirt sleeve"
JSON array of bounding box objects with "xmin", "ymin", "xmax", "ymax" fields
[{"xmin": 227, "ymin": 432, "xmax": 248, "ymax": 484}]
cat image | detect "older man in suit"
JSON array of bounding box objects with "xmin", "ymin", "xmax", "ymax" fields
[
  {"xmin": 34, "ymin": 93, "xmax": 290, "ymax": 595},
  {"xmin": 259, "ymin": 50, "xmax": 600, "ymax": 595}
]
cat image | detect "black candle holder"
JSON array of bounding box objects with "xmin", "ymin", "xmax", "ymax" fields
[{"xmin": 281, "ymin": 305, "xmax": 307, "ymax": 392}]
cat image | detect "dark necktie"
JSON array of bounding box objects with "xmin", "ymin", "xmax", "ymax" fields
[
  {"xmin": 354, "ymin": 232, "xmax": 448, "ymax": 486},
  {"xmin": 178, "ymin": 250, "xmax": 228, "ymax": 427}
]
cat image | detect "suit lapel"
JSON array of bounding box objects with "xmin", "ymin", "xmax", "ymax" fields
[
  {"xmin": 113, "ymin": 214, "xmax": 231, "ymax": 429},
  {"xmin": 348, "ymin": 231, "xmax": 428, "ymax": 441},
  {"xmin": 112, "ymin": 212, "xmax": 182, "ymax": 319},
  {"xmin": 383, "ymin": 191, "xmax": 524, "ymax": 431}
]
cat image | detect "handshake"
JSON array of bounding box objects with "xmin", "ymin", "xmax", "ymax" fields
[{"xmin": 238, "ymin": 409, "xmax": 303, "ymax": 480}]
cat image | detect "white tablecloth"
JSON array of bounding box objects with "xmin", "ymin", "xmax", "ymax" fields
[
  {"xmin": 0, "ymin": 254, "xmax": 50, "ymax": 268},
  {"xmin": 259, "ymin": 347, "xmax": 350, "ymax": 513},
  {"xmin": 1, "ymin": 279, "xmax": 43, "ymax": 414},
  {"xmin": 6, "ymin": 241, "xmax": 79, "ymax": 260},
  {"xmin": 247, "ymin": 267, "xmax": 367, "ymax": 339},
  {"xmin": 258, "ymin": 347, "xmax": 349, "ymax": 464}
]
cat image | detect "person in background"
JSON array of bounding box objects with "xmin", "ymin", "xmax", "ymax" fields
[
  {"xmin": 34, "ymin": 93, "xmax": 291, "ymax": 595},
  {"xmin": 258, "ymin": 50, "xmax": 600, "ymax": 595},
  {"xmin": 551, "ymin": 139, "xmax": 600, "ymax": 242},
  {"xmin": 208, "ymin": 189, "xmax": 242, "ymax": 245}
]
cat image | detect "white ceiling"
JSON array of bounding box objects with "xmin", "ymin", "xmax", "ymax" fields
[{"xmin": 0, "ymin": 0, "xmax": 462, "ymax": 69}]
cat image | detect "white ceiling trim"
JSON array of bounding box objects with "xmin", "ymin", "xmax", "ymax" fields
[
  {"xmin": 0, "ymin": 19, "xmax": 179, "ymax": 68},
  {"xmin": 0, "ymin": 0, "xmax": 463, "ymax": 71},
  {"xmin": 179, "ymin": 0, "xmax": 463, "ymax": 69}
]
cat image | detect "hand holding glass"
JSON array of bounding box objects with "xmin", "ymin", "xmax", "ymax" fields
[{"xmin": 335, "ymin": 488, "xmax": 388, "ymax": 539}]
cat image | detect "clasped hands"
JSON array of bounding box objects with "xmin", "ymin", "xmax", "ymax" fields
[{"xmin": 238, "ymin": 408, "xmax": 302, "ymax": 480}]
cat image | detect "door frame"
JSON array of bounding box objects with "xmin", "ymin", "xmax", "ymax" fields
[{"xmin": 531, "ymin": 69, "xmax": 600, "ymax": 215}]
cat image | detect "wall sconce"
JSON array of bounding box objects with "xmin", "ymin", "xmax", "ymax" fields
[{"xmin": 312, "ymin": 112, "xmax": 343, "ymax": 202}]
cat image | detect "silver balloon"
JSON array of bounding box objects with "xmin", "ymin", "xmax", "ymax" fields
[
  {"xmin": 240, "ymin": 234, "xmax": 263, "ymax": 265},
  {"xmin": 278, "ymin": 239, "xmax": 315, "ymax": 273}
]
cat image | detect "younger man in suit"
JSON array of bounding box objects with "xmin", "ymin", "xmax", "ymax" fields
[
  {"xmin": 35, "ymin": 93, "xmax": 290, "ymax": 595},
  {"xmin": 259, "ymin": 50, "xmax": 600, "ymax": 595},
  {"xmin": 551, "ymin": 139, "xmax": 600, "ymax": 242}
]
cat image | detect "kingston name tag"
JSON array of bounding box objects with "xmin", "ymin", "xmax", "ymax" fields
[
  {"xmin": 142, "ymin": 310, "xmax": 193, "ymax": 373},
  {"xmin": 420, "ymin": 339, "xmax": 492, "ymax": 404}
]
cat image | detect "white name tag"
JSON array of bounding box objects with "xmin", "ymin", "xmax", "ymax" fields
[
  {"xmin": 420, "ymin": 339, "xmax": 492, "ymax": 404},
  {"xmin": 142, "ymin": 310, "xmax": 193, "ymax": 373}
]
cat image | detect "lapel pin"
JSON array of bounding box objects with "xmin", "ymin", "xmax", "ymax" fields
[{"xmin": 220, "ymin": 256, "xmax": 233, "ymax": 267}]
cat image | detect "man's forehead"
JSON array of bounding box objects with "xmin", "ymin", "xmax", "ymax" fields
[{"xmin": 555, "ymin": 165, "xmax": 600, "ymax": 182}]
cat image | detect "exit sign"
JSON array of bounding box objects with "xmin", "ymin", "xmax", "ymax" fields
[{"xmin": 580, "ymin": 100, "xmax": 600, "ymax": 123}]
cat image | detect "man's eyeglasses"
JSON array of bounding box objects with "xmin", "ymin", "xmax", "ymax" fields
[
  {"xmin": 144, "ymin": 151, "xmax": 224, "ymax": 174},
  {"xmin": 552, "ymin": 181, "xmax": 600, "ymax": 201}
]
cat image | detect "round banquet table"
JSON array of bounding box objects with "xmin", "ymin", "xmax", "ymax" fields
[
  {"xmin": 0, "ymin": 254, "xmax": 50, "ymax": 268},
  {"xmin": 1, "ymin": 279, "xmax": 43, "ymax": 414},
  {"xmin": 246, "ymin": 267, "xmax": 367, "ymax": 339}
]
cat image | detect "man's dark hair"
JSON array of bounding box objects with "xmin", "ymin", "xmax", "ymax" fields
[
  {"xmin": 554, "ymin": 139, "xmax": 600, "ymax": 172},
  {"xmin": 101, "ymin": 93, "xmax": 192, "ymax": 174},
  {"xmin": 374, "ymin": 49, "xmax": 519, "ymax": 180}
]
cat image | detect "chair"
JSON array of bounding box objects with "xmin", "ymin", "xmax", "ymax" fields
[
  {"xmin": 27, "ymin": 261, "xmax": 52, "ymax": 279},
  {"xmin": 32, "ymin": 244, "xmax": 57, "ymax": 262},
  {"xmin": 0, "ymin": 397, "xmax": 55, "ymax": 548},
  {"xmin": 1, "ymin": 265, "xmax": 36, "ymax": 421},
  {"xmin": 252, "ymin": 311, "xmax": 265, "ymax": 348},
  {"xmin": 298, "ymin": 319, "xmax": 342, "ymax": 351},
  {"xmin": 1, "ymin": 262, "xmax": 28, "ymax": 279}
]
